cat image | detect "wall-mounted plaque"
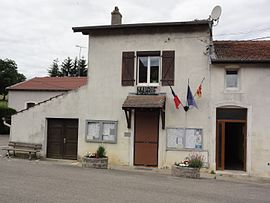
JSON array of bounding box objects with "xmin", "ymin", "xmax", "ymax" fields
[{"xmin": 137, "ymin": 86, "xmax": 157, "ymax": 95}]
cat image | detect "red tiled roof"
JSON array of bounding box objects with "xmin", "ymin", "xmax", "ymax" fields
[
  {"xmin": 212, "ymin": 40, "xmax": 270, "ymax": 63},
  {"xmin": 7, "ymin": 77, "xmax": 87, "ymax": 91}
]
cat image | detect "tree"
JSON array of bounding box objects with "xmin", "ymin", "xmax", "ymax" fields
[
  {"xmin": 47, "ymin": 57, "xmax": 88, "ymax": 77},
  {"xmin": 48, "ymin": 59, "xmax": 61, "ymax": 77},
  {"xmin": 71, "ymin": 57, "xmax": 79, "ymax": 77},
  {"xmin": 0, "ymin": 59, "xmax": 26, "ymax": 100},
  {"xmin": 61, "ymin": 57, "xmax": 73, "ymax": 76},
  {"xmin": 78, "ymin": 57, "xmax": 88, "ymax": 76}
]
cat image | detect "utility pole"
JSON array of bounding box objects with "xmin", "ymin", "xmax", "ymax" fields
[{"xmin": 75, "ymin": 45, "xmax": 86, "ymax": 76}]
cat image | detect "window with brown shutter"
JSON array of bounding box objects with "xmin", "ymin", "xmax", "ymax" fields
[
  {"xmin": 161, "ymin": 50, "xmax": 175, "ymax": 86},
  {"xmin": 122, "ymin": 52, "xmax": 135, "ymax": 86}
]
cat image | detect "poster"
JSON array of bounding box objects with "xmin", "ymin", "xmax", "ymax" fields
[
  {"xmin": 86, "ymin": 122, "xmax": 100, "ymax": 141},
  {"xmin": 167, "ymin": 128, "xmax": 203, "ymax": 150},
  {"xmin": 167, "ymin": 128, "xmax": 185, "ymax": 149}
]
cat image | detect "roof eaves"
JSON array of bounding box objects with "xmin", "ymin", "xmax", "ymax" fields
[
  {"xmin": 6, "ymin": 77, "xmax": 37, "ymax": 90},
  {"xmin": 211, "ymin": 59, "xmax": 270, "ymax": 64},
  {"xmin": 72, "ymin": 20, "xmax": 210, "ymax": 34}
]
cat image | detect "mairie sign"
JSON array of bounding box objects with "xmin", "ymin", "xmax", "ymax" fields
[{"xmin": 137, "ymin": 86, "xmax": 157, "ymax": 95}]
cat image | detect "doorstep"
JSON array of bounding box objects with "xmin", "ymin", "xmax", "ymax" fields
[{"xmin": 215, "ymin": 170, "xmax": 270, "ymax": 183}]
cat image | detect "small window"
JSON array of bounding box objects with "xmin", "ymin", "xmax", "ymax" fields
[
  {"xmin": 26, "ymin": 102, "xmax": 36, "ymax": 109},
  {"xmin": 226, "ymin": 70, "xmax": 238, "ymax": 88},
  {"xmin": 138, "ymin": 55, "xmax": 160, "ymax": 86},
  {"xmin": 86, "ymin": 120, "xmax": 117, "ymax": 143}
]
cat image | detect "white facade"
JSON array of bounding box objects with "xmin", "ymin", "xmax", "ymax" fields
[
  {"xmin": 210, "ymin": 64, "xmax": 270, "ymax": 177},
  {"xmin": 9, "ymin": 21, "xmax": 270, "ymax": 177},
  {"xmin": 8, "ymin": 90, "xmax": 65, "ymax": 111}
]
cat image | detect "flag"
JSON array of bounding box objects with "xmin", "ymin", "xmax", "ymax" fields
[
  {"xmin": 187, "ymin": 85, "xmax": 198, "ymax": 108},
  {"xmin": 170, "ymin": 86, "xmax": 181, "ymax": 109},
  {"xmin": 195, "ymin": 84, "xmax": 202, "ymax": 99}
]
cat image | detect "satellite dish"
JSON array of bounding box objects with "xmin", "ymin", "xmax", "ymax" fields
[{"xmin": 211, "ymin": 5, "xmax": 222, "ymax": 21}]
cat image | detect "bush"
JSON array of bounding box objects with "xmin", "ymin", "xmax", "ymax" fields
[
  {"xmin": 187, "ymin": 153, "xmax": 204, "ymax": 168},
  {"xmin": 174, "ymin": 153, "xmax": 204, "ymax": 168},
  {"xmin": 96, "ymin": 145, "xmax": 106, "ymax": 158},
  {"xmin": 0, "ymin": 106, "xmax": 17, "ymax": 134}
]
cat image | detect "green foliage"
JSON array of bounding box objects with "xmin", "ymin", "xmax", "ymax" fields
[
  {"xmin": 77, "ymin": 57, "xmax": 87, "ymax": 76},
  {"xmin": 47, "ymin": 57, "xmax": 88, "ymax": 77},
  {"xmin": 210, "ymin": 170, "xmax": 216, "ymax": 174},
  {"xmin": 48, "ymin": 59, "xmax": 61, "ymax": 77},
  {"xmin": 0, "ymin": 106, "xmax": 17, "ymax": 134},
  {"xmin": 61, "ymin": 57, "xmax": 73, "ymax": 76},
  {"xmin": 0, "ymin": 59, "xmax": 26, "ymax": 100},
  {"xmin": 187, "ymin": 153, "xmax": 204, "ymax": 168},
  {"xmin": 96, "ymin": 145, "xmax": 106, "ymax": 158},
  {"xmin": 0, "ymin": 100, "xmax": 7, "ymax": 108}
]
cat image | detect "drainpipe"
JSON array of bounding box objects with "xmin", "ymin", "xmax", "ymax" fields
[{"xmin": 2, "ymin": 117, "xmax": 11, "ymax": 128}]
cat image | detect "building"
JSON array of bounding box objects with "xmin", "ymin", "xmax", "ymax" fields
[
  {"xmin": 7, "ymin": 77, "xmax": 87, "ymax": 111},
  {"xmin": 9, "ymin": 7, "xmax": 270, "ymax": 177},
  {"xmin": 210, "ymin": 40, "xmax": 270, "ymax": 175}
]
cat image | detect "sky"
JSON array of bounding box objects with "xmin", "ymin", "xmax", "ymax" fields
[{"xmin": 0, "ymin": 0, "xmax": 270, "ymax": 79}]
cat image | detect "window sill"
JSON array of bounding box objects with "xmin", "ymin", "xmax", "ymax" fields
[
  {"xmin": 137, "ymin": 83, "xmax": 160, "ymax": 87},
  {"xmin": 224, "ymin": 88, "xmax": 242, "ymax": 94}
]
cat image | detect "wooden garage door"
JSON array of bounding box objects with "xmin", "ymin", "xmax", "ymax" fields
[
  {"xmin": 47, "ymin": 119, "xmax": 78, "ymax": 160},
  {"xmin": 134, "ymin": 110, "xmax": 159, "ymax": 166}
]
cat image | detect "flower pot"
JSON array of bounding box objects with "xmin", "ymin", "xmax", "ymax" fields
[
  {"xmin": 82, "ymin": 157, "xmax": 108, "ymax": 169},
  {"xmin": 171, "ymin": 165, "xmax": 200, "ymax": 179}
]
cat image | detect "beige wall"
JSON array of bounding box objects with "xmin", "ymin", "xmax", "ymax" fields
[
  {"xmin": 10, "ymin": 30, "xmax": 211, "ymax": 169},
  {"xmin": 210, "ymin": 64, "xmax": 270, "ymax": 177},
  {"xmin": 8, "ymin": 90, "xmax": 65, "ymax": 111}
]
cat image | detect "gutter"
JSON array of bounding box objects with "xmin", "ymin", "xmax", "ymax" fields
[
  {"xmin": 2, "ymin": 117, "xmax": 11, "ymax": 128},
  {"xmin": 211, "ymin": 59, "xmax": 270, "ymax": 64}
]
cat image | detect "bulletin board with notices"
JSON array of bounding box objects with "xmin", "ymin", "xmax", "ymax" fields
[{"xmin": 166, "ymin": 128, "xmax": 203, "ymax": 150}]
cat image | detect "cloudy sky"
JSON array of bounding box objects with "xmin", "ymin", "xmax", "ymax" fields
[{"xmin": 0, "ymin": 0, "xmax": 270, "ymax": 78}]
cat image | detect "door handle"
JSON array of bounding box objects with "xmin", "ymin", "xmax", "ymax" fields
[{"xmin": 63, "ymin": 138, "xmax": 66, "ymax": 144}]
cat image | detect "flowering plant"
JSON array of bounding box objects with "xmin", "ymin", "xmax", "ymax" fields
[
  {"xmin": 175, "ymin": 153, "xmax": 204, "ymax": 169},
  {"xmin": 83, "ymin": 145, "xmax": 107, "ymax": 158},
  {"xmin": 84, "ymin": 152, "xmax": 97, "ymax": 158}
]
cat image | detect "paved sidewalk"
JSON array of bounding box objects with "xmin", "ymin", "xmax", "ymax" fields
[{"xmin": 0, "ymin": 158, "xmax": 270, "ymax": 203}]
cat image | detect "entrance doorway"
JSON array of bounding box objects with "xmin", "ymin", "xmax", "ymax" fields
[
  {"xmin": 216, "ymin": 108, "xmax": 247, "ymax": 171},
  {"xmin": 47, "ymin": 118, "xmax": 78, "ymax": 160},
  {"xmin": 134, "ymin": 109, "xmax": 159, "ymax": 166}
]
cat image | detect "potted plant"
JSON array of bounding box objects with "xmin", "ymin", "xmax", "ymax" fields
[
  {"xmin": 171, "ymin": 153, "xmax": 204, "ymax": 179},
  {"xmin": 82, "ymin": 145, "xmax": 108, "ymax": 169}
]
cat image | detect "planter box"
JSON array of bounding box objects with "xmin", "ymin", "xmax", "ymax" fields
[
  {"xmin": 82, "ymin": 157, "xmax": 108, "ymax": 169},
  {"xmin": 171, "ymin": 165, "xmax": 200, "ymax": 179}
]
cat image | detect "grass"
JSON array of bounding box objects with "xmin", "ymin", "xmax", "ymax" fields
[{"xmin": 0, "ymin": 94, "xmax": 8, "ymax": 108}]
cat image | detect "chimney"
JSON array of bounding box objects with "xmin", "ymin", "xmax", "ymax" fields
[{"xmin": 111, "ymin": 6, "xmax": 122, "ymax": 25}]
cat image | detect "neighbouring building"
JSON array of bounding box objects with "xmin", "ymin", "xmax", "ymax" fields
[
  {"xmin": 7, "ymin": 77, "xmax": 87, "ymax": 111},
  {"xmin": 9, "ymin": 7, "xmax": 270, "ymax": 177}
]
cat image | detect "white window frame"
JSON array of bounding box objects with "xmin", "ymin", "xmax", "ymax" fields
[
  {"xmin": 225, "ymin": 67, "xmax": 240, "ymax": 90},
  {"xmin": 137, "ymin": 56, "xmax": 161, "ymax": 87},
  {"xmin": 85, "ymin": 120, "xmax": 117, "ymax": 144}
]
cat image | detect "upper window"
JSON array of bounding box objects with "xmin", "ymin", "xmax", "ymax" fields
[
  {"xmin": 121, "ymin": 51, "xmax": 174, "ymax": 87},
  {"xmin": 138, "ymin": 55, "xmax": 160, "ymax": 86},
  {"xmin": 225, "ymin": 69, "xmax": 238, "ymax": 89}
]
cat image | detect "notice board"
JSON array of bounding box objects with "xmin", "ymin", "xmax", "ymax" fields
[{"xmin": 167, "ymin": 128, "xmax": 203, "ymax": 150}]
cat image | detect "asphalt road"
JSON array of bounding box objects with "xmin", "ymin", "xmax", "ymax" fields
[{"xmin": 0, "ymin": 158, "xmax": 270, "ymax": 203}]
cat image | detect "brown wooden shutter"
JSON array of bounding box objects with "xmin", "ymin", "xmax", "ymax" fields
[
  {"xmin": 161, "ymin": 50, "xmax": 175, "ymax": 86},
  {"xmin": 122, "ymin": 52, "xmax": 135, "ymax": 86}
]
